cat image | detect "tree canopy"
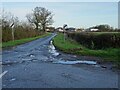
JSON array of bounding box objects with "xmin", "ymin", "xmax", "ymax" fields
[{"xmin": 26, "ymin": 7, "xmax": 54, "ymax": 31}]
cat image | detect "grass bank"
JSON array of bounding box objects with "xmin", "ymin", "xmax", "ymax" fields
[
  {"xmin": 53, "ymin": 33, "xmax": 120, "ymax": 66},
  {"xmin": 1, "ymin": 32, "xmax": 51, "ymax": 48}
]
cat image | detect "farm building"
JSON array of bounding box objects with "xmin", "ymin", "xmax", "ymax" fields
[
  {"xmin": 56, "ymin": 27, "xmax": 64, "ymax": 32},
  {"xmin": 90, "ymin": 29, "xmax": 99, "ymax": 31},
  {"xmin": 65, "ymin": 27, "xmax": 76, "ymax": 32}
]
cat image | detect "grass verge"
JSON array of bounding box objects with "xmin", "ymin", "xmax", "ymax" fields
[
  {"xmin": 53, "ymin": 33, "xmax": 120, "ymax": 67},
  {"xmin": 1, "ymin": 32, "xmax": 51, "ymax": 48}
]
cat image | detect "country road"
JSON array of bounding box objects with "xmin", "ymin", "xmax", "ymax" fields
[{"xmin": 1, "ymin": 33, "xmax": 119, "ymax": 88}]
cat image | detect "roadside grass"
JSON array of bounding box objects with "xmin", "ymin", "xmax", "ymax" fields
[
  {"xmin": 1, "ymin": 32, "xmax": 51, "ymax": 48},
  {"xmin": 53, "ymin": 33, "xmax": 120, "ymax": 65}
]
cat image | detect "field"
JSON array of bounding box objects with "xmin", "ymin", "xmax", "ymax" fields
[{"xmin": 53, "ymin": 33, "xmax": 120, "ymax": 67}]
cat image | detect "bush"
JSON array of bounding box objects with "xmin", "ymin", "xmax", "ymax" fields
[
  {"xmin": 2, "ymin": 26, "xmax": 41, "ymax": 42},
  {"xmin": 67, "ymin": 32, "xmax": 120, "ymax": 49}
]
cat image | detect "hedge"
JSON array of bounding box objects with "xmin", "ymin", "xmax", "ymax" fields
[{"xmin": 67, "ymin": 32, "xmax": 120, "ymax": 49}]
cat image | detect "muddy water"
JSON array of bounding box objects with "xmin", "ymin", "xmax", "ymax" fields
[{"xmin": 48, "ymin": 41, "xmax": 59, "ymax": 56}]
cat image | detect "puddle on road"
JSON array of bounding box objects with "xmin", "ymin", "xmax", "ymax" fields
[
  {"xmin": 29, "ymin": 54, "xmax": 35, "ymax": 58},
  {"xmin": 48, "ymin": 40, "xmax": 98, "ymax": 66},
  {"xmin": 9, "ymin": 78, "xmax": 16, "ymax": 81},
  {"xmin": 53, "ymin": 60, "xmax": 97, "ymax": 65},
  {"xmin": 48, "ymin": 41, "xmax": 59, "ymax": 56},
  {"xmin": 2, "ymin": 58, "xmax": 35, "ymax": 66},
  {"xmin": 2, "ymin": 60, "xmax": 18, "ymax": 65},
  {"xmin": 22, "ymin": 59, "xmax": 31, "ymax": 61}
]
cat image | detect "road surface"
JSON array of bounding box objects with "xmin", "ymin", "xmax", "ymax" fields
[{"xmin": 1, "ymin": 33, "xmax": 119, "ymax": 88}]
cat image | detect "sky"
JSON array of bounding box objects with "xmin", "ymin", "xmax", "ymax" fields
[
  {"xmin": 1, "ymin": 0, "xmax": 120, "ymax": 2},
  {"xmin": 2, "ymin": 2, "xmax": 118, "ymax": 29}
]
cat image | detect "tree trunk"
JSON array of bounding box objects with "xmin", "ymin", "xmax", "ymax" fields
[
  {"xmin": 42, "ymin": 24, "xmax": 46, "ymax": 32},
  {"xmin": 35, "ymin": 23, "xmax": 39, "ymax": 31}
]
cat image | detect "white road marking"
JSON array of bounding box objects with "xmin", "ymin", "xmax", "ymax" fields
[{"xmin": 0, "ymin": 71, "xmax": 8, "ymax": 78}]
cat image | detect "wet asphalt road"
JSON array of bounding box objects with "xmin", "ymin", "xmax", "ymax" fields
[{"xmin": 1, "ymin": 33, "xmax": 118, "ymax": 88}]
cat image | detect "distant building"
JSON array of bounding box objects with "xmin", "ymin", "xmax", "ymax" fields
[
  {"xmin": 46, "ymin": 29, "xmax": 50, "ymax": 32},
  {"xmin": 56, "ymin": 27, "xmax": 77, "ymax": 32},
  {"xmin": 85, "ymin": 28, "xmax": 99, "ymax": 32},
  {"xmin": 65, "ymin": 27, "xmax": 76, "ymax": 32},
  {"xmin": 76, "ymin": 28, "xmax": 85, "ymax": 32},
  {"xmin": 90, "ymin": 29, "xmax": 99, "ymax": 31},
  {"xmin": 46, "ymin": 27, "xmax": 55, "ymax": 32},
  {"xmin": 56, "ymin": 27, "xmax": 64, "ymax": 32}
]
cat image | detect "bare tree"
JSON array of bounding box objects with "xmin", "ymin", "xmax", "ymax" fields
[
  {"xmin": 2, "ymin": 10, "xmax": 19, "ymax": 41},
  {"xmin": 2, "ymin": 10, "xmax": 19, "ymax": 29},
  {"xmin": 26, "ymin": 7, "xmax": 54, "ymax": 31}
]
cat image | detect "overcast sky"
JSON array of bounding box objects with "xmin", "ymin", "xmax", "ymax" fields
[{"xmin": 2, "ymin": 2, "xmax": 118, "ymax": 28}]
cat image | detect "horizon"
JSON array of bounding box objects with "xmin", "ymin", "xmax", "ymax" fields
[{"xmin": 2, "ymin": 2, "xmax": 118, "ymax": 29}]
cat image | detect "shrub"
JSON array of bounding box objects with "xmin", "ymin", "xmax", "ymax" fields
[
  {"xmin": 67, "ymin": 32, "xmax": 120, "ymax": 49},
  {"xmin": 2, "ymin": 26, "xmax": 41, "ymax": 42}
]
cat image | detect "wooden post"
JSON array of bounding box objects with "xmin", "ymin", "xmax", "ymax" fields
[
  {"xmin": 10, "ymin": 23, "xmax": 14, "ymax": 41},
  {"xmin": 63, "ymin": 24, "xmax": 67, "ymax": 43},
  {"xmin": 64, "ymin": 28, "xmax": 65, "ymax": 42},
  {"xmin": 12, "ymin": 27, "xmax": 14, "ymax": 41}
]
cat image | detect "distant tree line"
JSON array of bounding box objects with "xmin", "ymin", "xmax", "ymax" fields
[{"xmin": 87, "ymin": 24, "xmax": 120, "ymax": 32}]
